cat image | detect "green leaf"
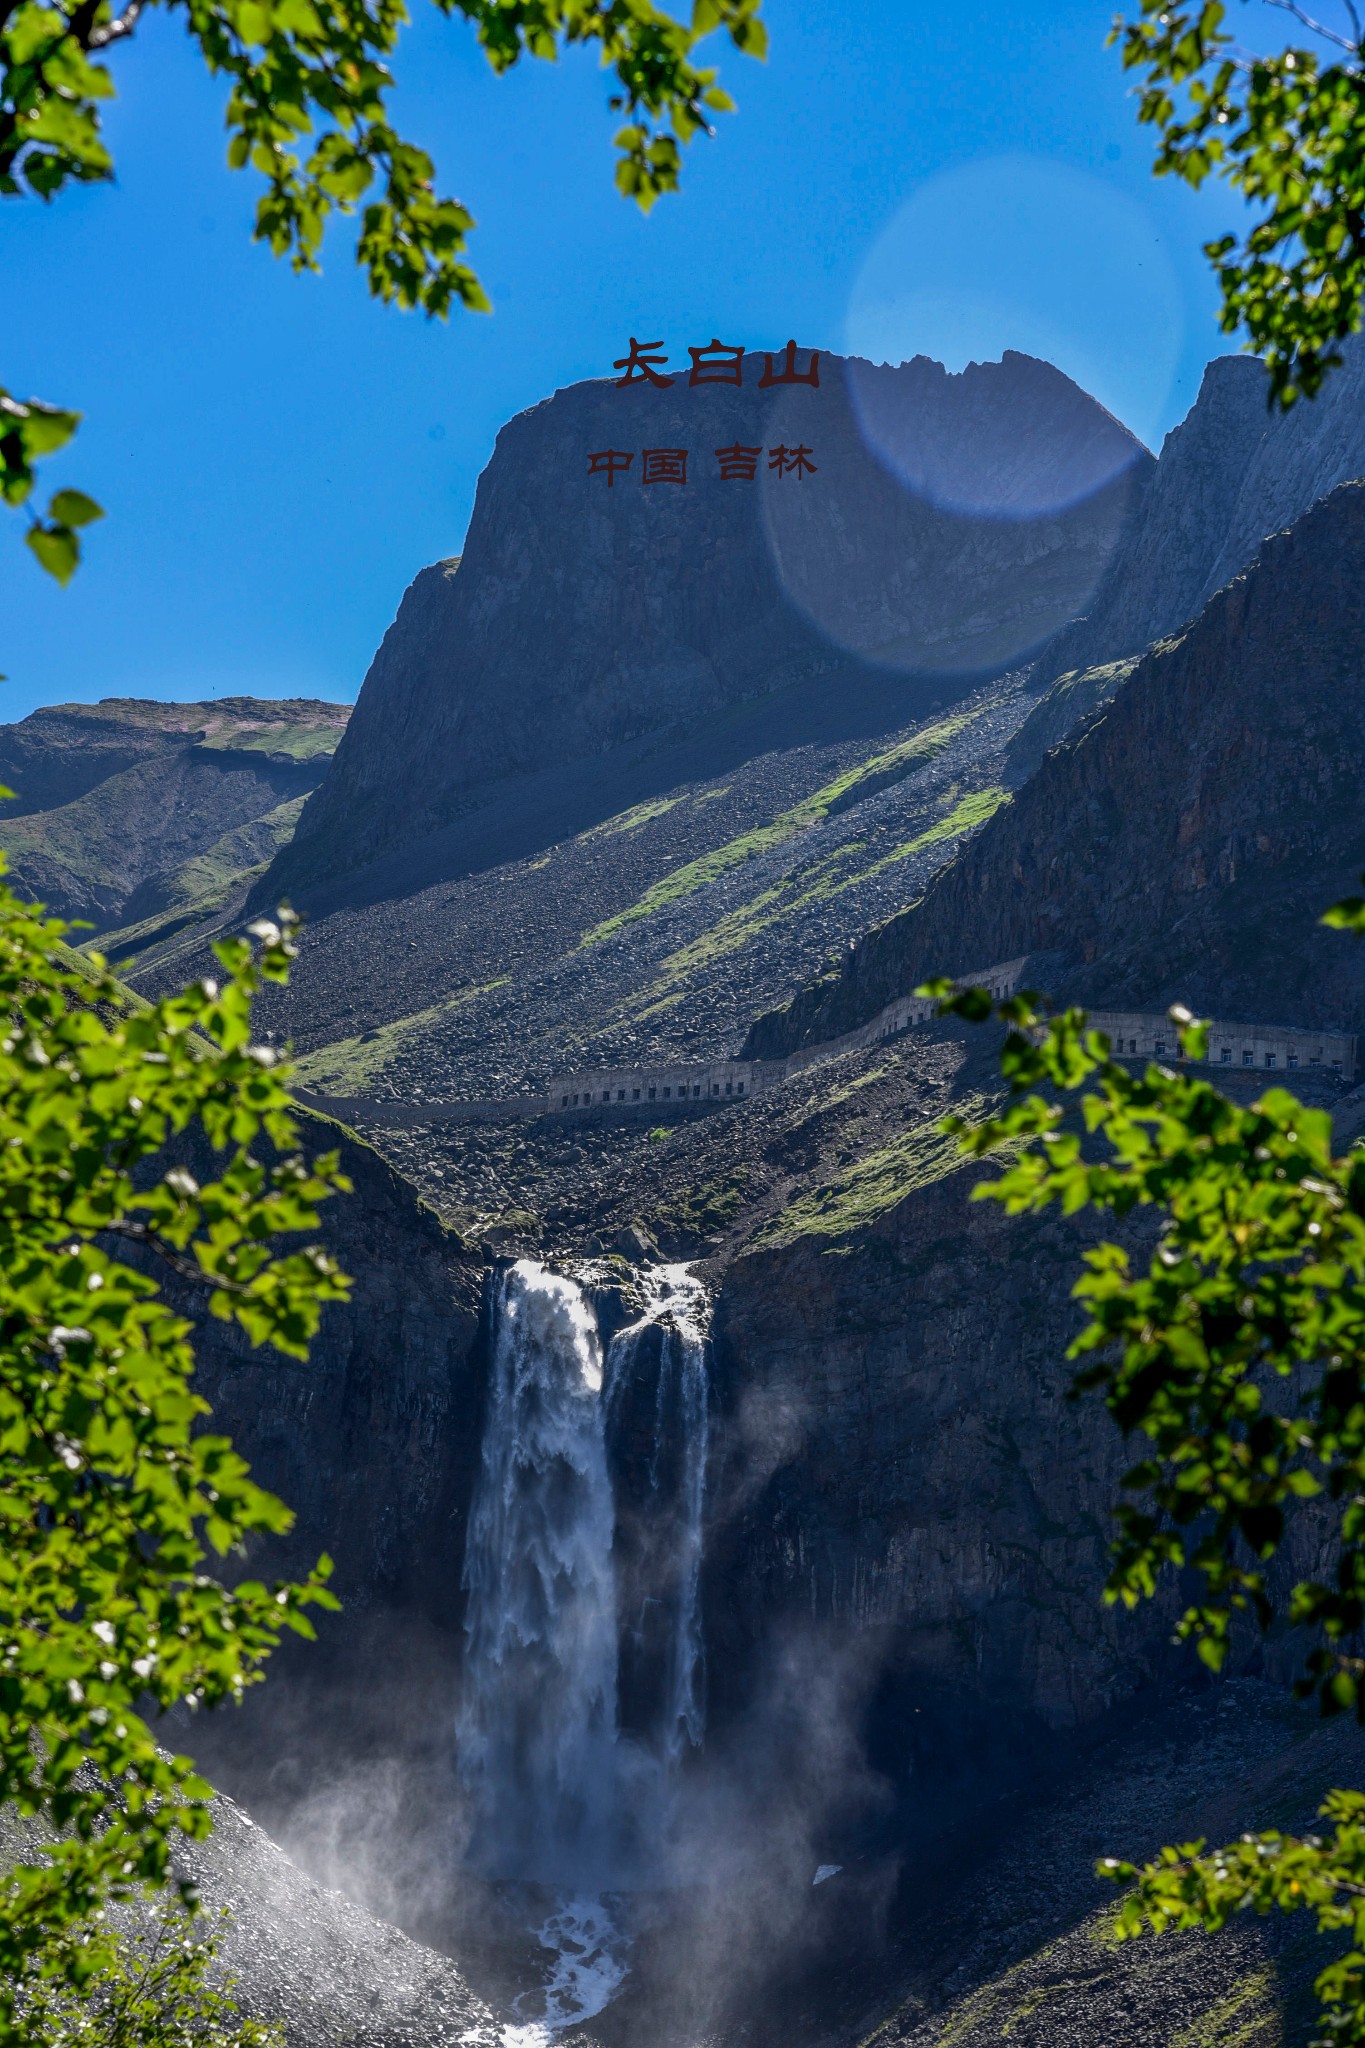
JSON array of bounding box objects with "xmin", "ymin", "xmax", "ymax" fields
[
  {"xmin": 25, "ymin": 522, "xmax": 78, "ymax": 584},
  {"xmin": 1323, "ymin": 884, "xmax": 1365, "ymax": 932},
  {"xmin": 47, "ymin": 488, "xmax": 102, "ymax": 529},
  {"xmin": 13, "ymin": 401, "xmax": 80, "ymax": 459}
]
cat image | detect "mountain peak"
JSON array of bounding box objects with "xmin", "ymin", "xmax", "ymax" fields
[{"xmin": 266, "ymin": 351, "xmax": 1150, "ymax": 902}]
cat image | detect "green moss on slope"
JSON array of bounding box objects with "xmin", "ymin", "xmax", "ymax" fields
[
  {"xmin": 640, "ymin": 785, "xmax": 1010, "ymax": 991},
  {"xmin": 293, "ymin": 980, "xmax": 509, "ymax": 1094},
  {"xmin": 1170, "ymin": 1967, "xmax": 1279, "ymax": 2048},
  {"xmin": 578, "ymin": 711, "xmax": 980, "ymax": 948},
  {"xmin": 844, "ymin": 785, "xmax": 1011, "ymax": 883},
  {"xmin": 580, "ymin": 795, "xmax": 685, "ymax": 838},
  {"xmin": 759, "ymin": 1109, "xmax": 984, "ymax": 1245},
  {"xmin": 654, "ymin": 843, "xmax": 867, "ymax": 980},
  {"xmin": 651, "ymin": 1168, "xmax": 751, "ymax": 1240}
]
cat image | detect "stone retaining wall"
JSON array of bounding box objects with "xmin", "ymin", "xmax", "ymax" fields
[
  {"xmin": 545, "ymin": 1058, "xmax": 784, "ymax": 1112},
  {"xmin": 295, "ymin": 956, "xmax": 1358, "ymax": 1126},
  {"xmin": 1089, "ymin": 1011, "xmax": 1357, "ymax": 1079}
]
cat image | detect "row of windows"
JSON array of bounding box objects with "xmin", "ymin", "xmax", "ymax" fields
[
  {"xmin": 559, "ymin": 1078, "xmax": 749, "ymax": 1108},
  {"xmin": 1117, "ymin": 1037, "xmax": 1343, "ymax": 1072}
]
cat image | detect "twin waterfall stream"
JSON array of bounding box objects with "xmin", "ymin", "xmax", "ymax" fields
[{"xmin": 458, "ymin": 1260, "xmax": 712, "ymax": 2040}]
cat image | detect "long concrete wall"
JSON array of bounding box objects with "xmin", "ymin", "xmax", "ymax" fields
[
  {"xmin": 537, "ymin": 957, "xmax": 1358, "ymax": 1109},
  {"xmin": 545, "ymin": 1058, "xmax": 784, "ymax": 1111},
  {"xmin": 784, "ymin": 957, "xmax": 1031, "ymax": 1072},
  {"xmin": 296, "ymin": 955, "xmax": 1358, "ymax": 1129},
  {"xmin": 1088, "ymin": 1010, "xmax": 1356, "ymax": 1079}
]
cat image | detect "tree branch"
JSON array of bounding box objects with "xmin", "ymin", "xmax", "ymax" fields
[
  {"xmin": 87, "ymin": 1, "xmax": 141, "ymax": 49},
  {"xmin": 99, "ymin": 1218, "xmax": 252, "ymax": 1298},
  {"xmin": 1261, "ymin": 0, "xmax": 1359, "ymax": 52}
]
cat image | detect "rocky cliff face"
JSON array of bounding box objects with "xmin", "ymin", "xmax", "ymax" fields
[
  {"xmin": 746, "ymin": 480, "xmax": 1365, "ymax": 1057},
  {"xmin": 174, "ymin": 1116, "xmax": 491, "ymax": 1904},
  {"xmin": 994, "ymin": 330, "xmax": 1365, "ymax": 792},
  {"xmin": 706, "ymin": 1159, "xmax": 1171, "ymax": 1750},
  {"xmin": 1037, "ymin": 331, "xmax": 1365, "ymax": 686},
  {"xmin": 1003, "ymin": 334, "xmax": 1365, "ymax": 782},
  {"xmin": 267, "ymin": 351, "xmax": 1149, "ymax": 898}
]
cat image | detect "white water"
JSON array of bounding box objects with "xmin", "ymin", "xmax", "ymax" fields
[
  {"xmin": 502, "ymin": 1896, "xmax": 630, "ymax": 2046},
  {"xmin": 458, "ymin": 1261, "xmax": 621, "ymax": 1887},
  {"xmin": 621, "ymin": 1264, "xmax": 710, "ymax": 1764},
  {"xmin": 458, "ymin": 1259, "xmax": 711, "ymax": 2038}
]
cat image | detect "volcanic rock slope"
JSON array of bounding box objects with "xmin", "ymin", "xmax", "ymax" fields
[
  {"xmin": 1009, "ymin": 328, "xmax": 1365, "ymax": 776},
  {"xmin": 748, "ymin": 479, "xmax": 1365, "ymax": 1060},
  {"xmin": 265, "ymin": 347, "xmax": 1150, "ymax": 898},
  {"xmin": 130, "ymin": 350, "xmax": 1156, "ymax": 1097},
  {"xmin": 0, "ymin": 1788, "xmax": 501, "ymax": 2048},
  {"xmin": 254, "ymin": 675, "xmax": 1029, "ymax": 1102},
  {"xmin": 0, "ymin": 695, "xmax": 349, "ymax": 943}
]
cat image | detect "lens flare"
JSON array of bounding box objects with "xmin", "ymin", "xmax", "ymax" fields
[{"xmin": 844, "ymin": 154, "xmax": 1180, "ymax": 515}]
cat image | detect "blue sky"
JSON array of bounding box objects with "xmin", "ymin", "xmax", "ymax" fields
[{"xmin": 1, "ymin": 0, "xmax": 1244, "ymax": 719}]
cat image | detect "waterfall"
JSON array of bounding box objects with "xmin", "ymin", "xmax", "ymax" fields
[
  {"xmin": 458, "ymin": 1258, "xmax": 712, "ymax": 2035},
  {"xmin": 619, "ymin": 1264, "xmax": 710, "ymax": 1765},
  {"xmin": 458, "ymin": 1260, "xmax": 621, "ymax": 1887}
]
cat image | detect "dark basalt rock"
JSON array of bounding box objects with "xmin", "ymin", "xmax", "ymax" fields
[
  {"xmin": 263, "ymin": 351, "xmax": 1150, "ymax": 901},
  {"xmin": 177, "ymin": 1115, "xmax": 492, "ymax": 1881},
  {"xmin": 745, "ymin": 479, "xmax": 1365, "ymax": 1058},
  {"xmin": 703, "ymin": 1162, "xmax": 1177, "ymax": 1768},
  {"xmin": 1035, "ymin": 332, "xmax": 1365, "ymax": 692}
]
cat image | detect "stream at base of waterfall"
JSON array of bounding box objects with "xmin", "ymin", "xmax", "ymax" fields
[{"xmin": 458, "ymin": 1260, "xmax": 711, "ymax": 2040}]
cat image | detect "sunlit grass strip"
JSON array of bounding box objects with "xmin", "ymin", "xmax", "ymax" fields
[
  {"xmin": 579, "ymin": 793, "xmax": 685, "ymax": 840},
  {"xmin": 758, "ymin": 1095, "xmax": 1020, "ymax": 1246},
  {"xmin": 845, "ymin": 785, "xmax": 1011, "ymax": 884},
  {"xmin": 645, "ymin": 784, "xmax": 1011, "ymax": 986},
  {"xmin": 577, "ymin": 711, "xmax": 980, "ymax": 948},
  {"xmin": 757, "ymin": 1118, "xmax": 970, "ymax": 1243},
  {"xmin": 292, "ymin": 977, "xmax": 510, "ymax": 1093}
]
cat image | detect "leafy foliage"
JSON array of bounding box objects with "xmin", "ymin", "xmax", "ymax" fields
[
  {"xmin": 921, "ymin": 875, "xmax": 1365, "ymax": 2043},
  {"xmin": 1, "ymin": 0, "xmax": 765, "ymax": 576},
  {"xmin": 1115, "ymin": 1, "xmax": 1365, "ymax": 406},
  {"xmin": 1101, "ymin": 1789, "xmax": 1365, "ymax": 2045},
  {"xmin": 0, "ymin": 874, "xmax": 350, "ymax": 2040},
  {"xmin": 925, "ymin": 977, "xmax": 1365, "ymax": 1707},
  {"xmin": 0, "ymin": 388, "xmax": 103, "ymax": 581},
  {"xmin": 17, "ymin": 1901, "xmax": 281, "ymax": 2048}
]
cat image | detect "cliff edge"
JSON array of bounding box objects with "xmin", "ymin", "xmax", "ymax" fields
[
  {"xmin": 746, "ymin": 479, "xmax": 1365, "ymax": 1057},
  {"xmin": 263, "ymin": 350, "xmax": 1150, "ymax": 900}
]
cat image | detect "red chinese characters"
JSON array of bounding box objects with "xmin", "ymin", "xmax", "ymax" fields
[
  {"xmin": 612, "ymin": 337, "xmax": 820, "ymax": 391},
  {"xmin": 588, "ymin": 443, "xmax": 817, "ymax": 486},
  {"xmin": 613, "ymin": 337, "xmax": 674, "ymax": 388},
  {"xmin": 586, "ymin": 450, "xmax": 634, "ymax": 488},
  {"xmin": 641, "ymin": 447, "xmax": 688, "ymax": 485},
  {"xmin": 688, "ymin": 337, "xmax": 745, "ymax": 386},
  {"xmin": 769, "ymin": 444, "xmax": 817, "ymax": 480},
  {"xmin": 715, "ymin": 443, "xmax": 762, "ymax": 481},
  {"xmin": 758, "ymin": 340, "xmax": 820, "ymax": 388}
]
